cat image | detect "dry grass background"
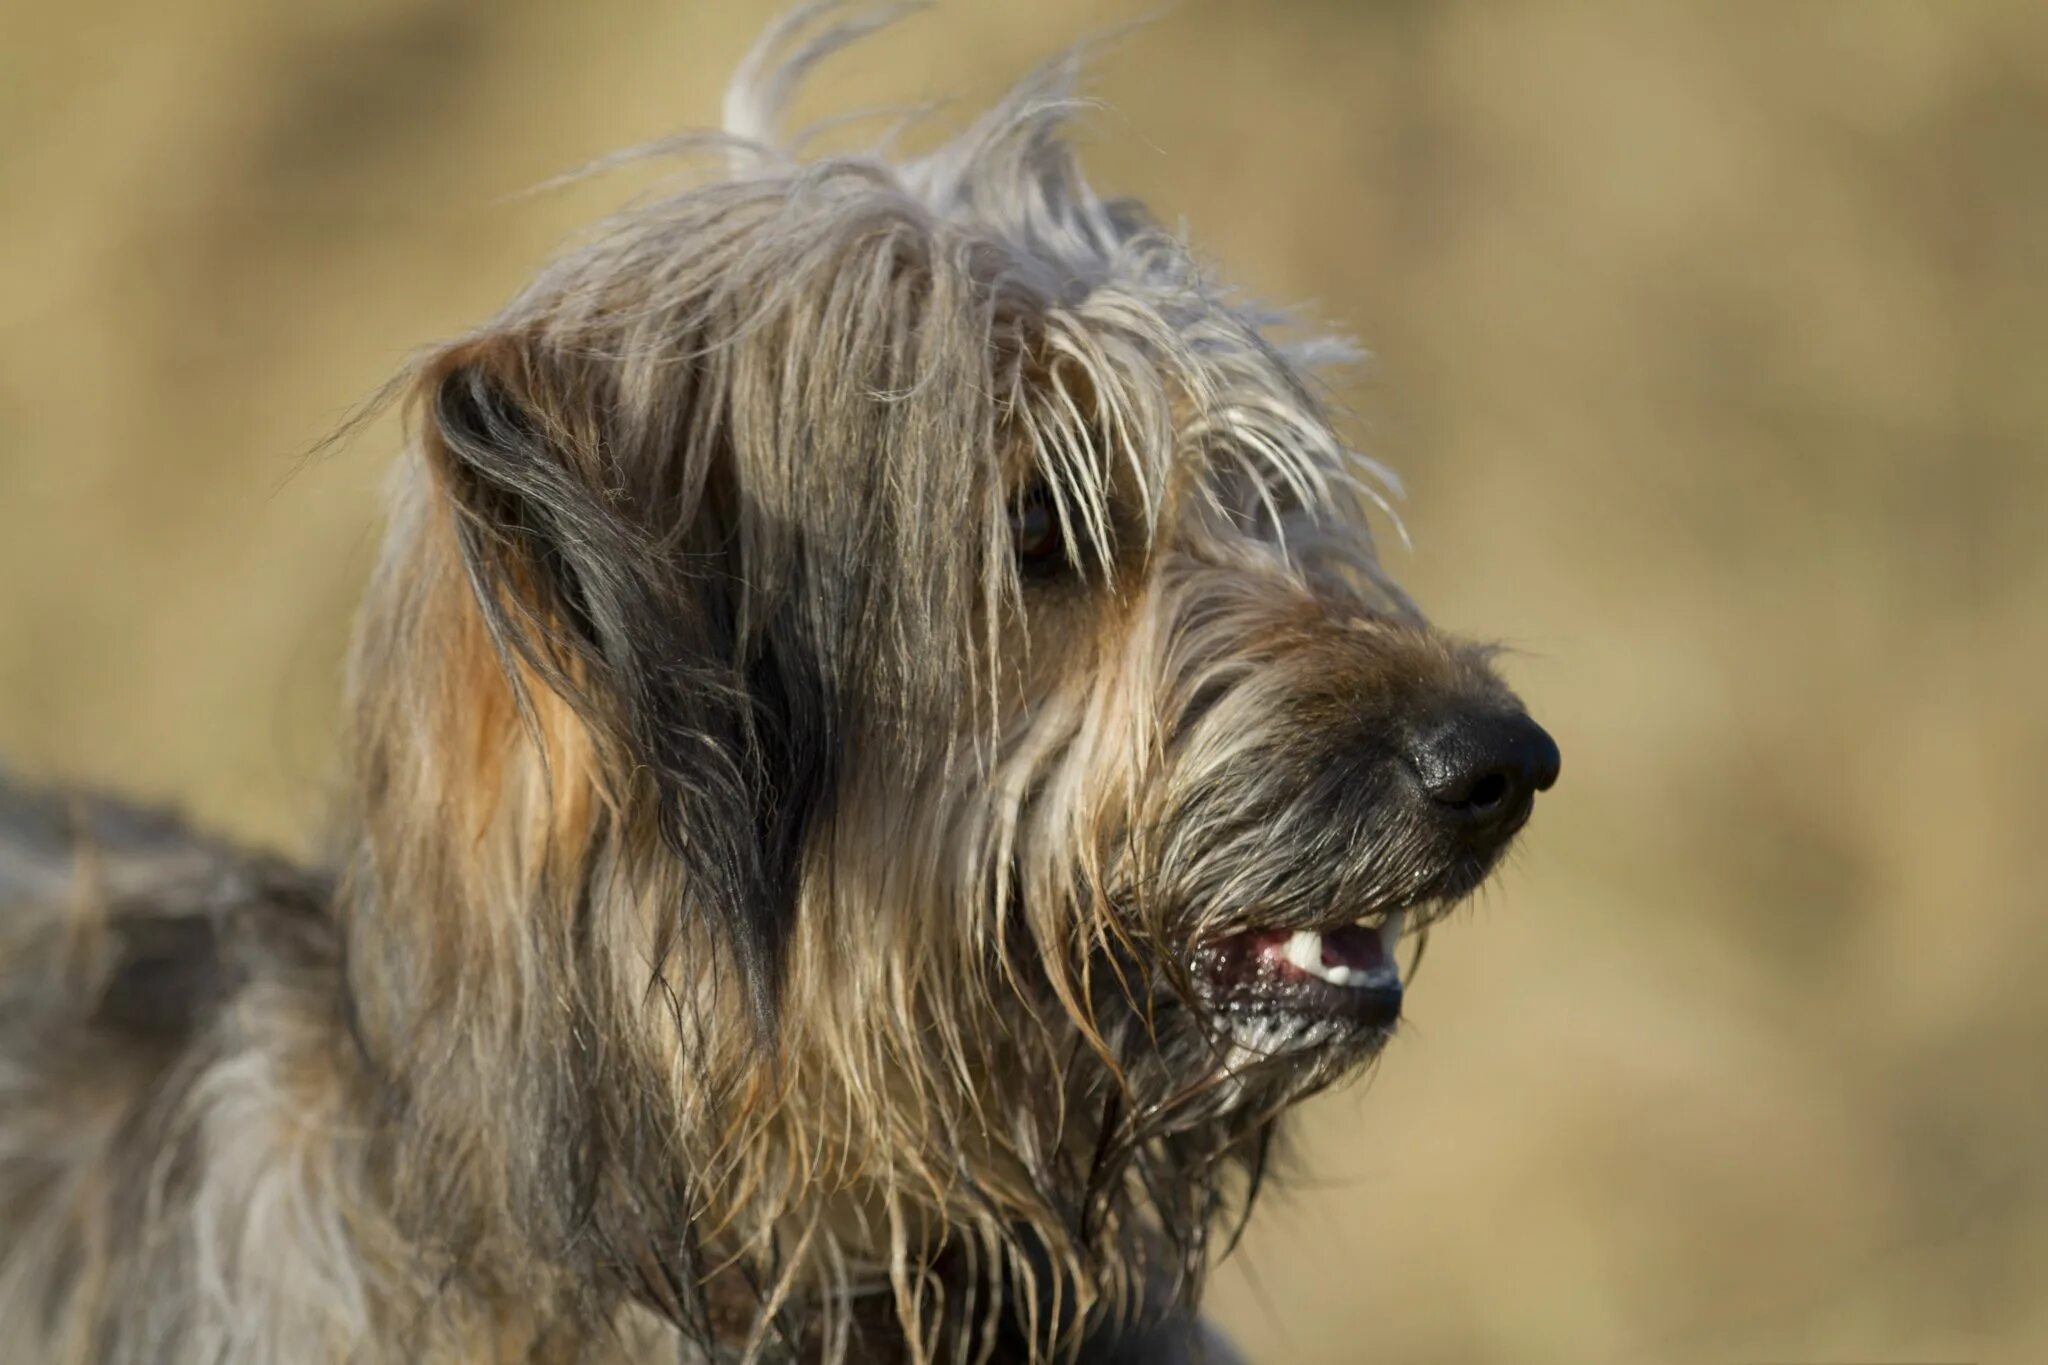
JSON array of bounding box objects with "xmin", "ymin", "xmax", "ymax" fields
[{"xmin": 4, "ymin": 2, "xmax": 2046, "ymax": 1360}]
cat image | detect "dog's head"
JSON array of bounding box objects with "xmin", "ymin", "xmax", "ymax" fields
[{"xmin": 345, "ymin": 8, "xmax": 1556, "ymax": 1354}]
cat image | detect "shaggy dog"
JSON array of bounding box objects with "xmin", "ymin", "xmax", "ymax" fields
[{"xmin": 0, "ymin": 9, "xmax": 1557, "ymax": 1363}]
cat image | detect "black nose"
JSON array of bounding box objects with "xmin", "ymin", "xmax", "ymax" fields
[{"xmin": 1403, "ymin": 710, "xmax": 1560, "ymax": 840}]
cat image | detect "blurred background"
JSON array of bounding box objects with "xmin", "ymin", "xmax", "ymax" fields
[{"xmin": 3, "ymin": 2, "xmax": 2045, "ymax": 1360}]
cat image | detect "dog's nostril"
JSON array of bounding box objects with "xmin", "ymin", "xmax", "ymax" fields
[
  {"xmin": 1460, "ymin": 770, "xmax": 1509, "ymax": 815},
  {"xmin": 1403, "ymin": 710, "xmax": 1560, "ymax": 836}
]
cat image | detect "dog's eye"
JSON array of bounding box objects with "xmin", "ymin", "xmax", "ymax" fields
[{"xmin": 1012, "ymin": 486, "xmax": 1066, "ymax": 576}]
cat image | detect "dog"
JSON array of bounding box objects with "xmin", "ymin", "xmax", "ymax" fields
[{"xmin": 0, "ymin": 9, "xmax": 1558, "ymax": 1363}]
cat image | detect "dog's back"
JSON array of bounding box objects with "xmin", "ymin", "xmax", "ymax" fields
[
  {"xmin": 0, "ymin": 779, "xmax": 354, "ymax": 1363},
  {"xmin": 0, "ymin": 775, "xmax": 331, "ymax": 1066}
]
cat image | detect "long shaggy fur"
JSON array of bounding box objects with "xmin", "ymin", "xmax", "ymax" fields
[{"xmin": 0, "ymin": 9, "xmax": 1545, "ymax": 1363}]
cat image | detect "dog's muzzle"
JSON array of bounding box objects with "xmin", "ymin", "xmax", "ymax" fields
[{"xmin": 1194, "ymin": 704, "xmax": 1560, "ymax": 1049}]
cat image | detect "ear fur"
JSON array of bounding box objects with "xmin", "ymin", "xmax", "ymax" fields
[{"xmin": 418, "ymin": 332, "xmax": 829, "ymax": 1026}]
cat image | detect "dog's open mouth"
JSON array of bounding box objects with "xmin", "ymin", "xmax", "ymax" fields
[{"xmin": 1195, "ymin": 910, "xmax": 1409, "ymax": 1036}]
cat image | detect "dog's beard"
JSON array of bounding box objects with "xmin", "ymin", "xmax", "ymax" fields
[
  {"xmin": 1061, "ymin": 728, "xmax": 1506, "ymax": 1105},
  {"xmin": 1062, "ymin": 924, "xmax": 1413, "ymax": 1141}
]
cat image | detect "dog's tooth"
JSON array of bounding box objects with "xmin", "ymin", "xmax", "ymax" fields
[
  {"xmin": 1377, "ymin": 909, "xmax": 1407, "ymax": 957},
  {"xmin": 1283, "ymin": 930, "xmax": 1326, "ymax": 976},
  {"xmin": 1366, "ymin": 911, "xmax": 1407, "ymax": 988}
]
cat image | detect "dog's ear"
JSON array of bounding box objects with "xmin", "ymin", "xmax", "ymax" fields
[{"xmin": 414, "ymin": 332, "xmax": 828, "ymax": 1027}]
